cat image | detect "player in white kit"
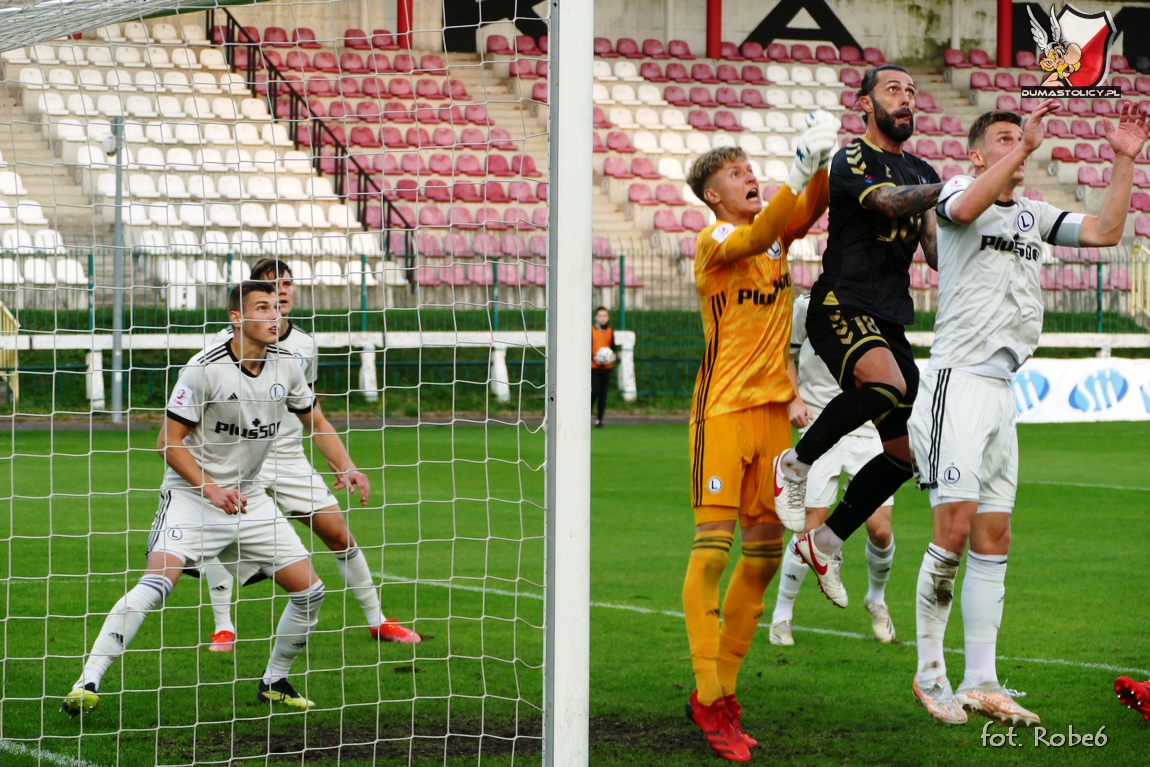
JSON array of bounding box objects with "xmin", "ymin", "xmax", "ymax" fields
[
  {"xmin": 63, "ymin": 281, "xmax": 335, "ymax": 716},
  {"xmin": 769, "ymin": 294, "xmax": 896, "ymax": 646},
  {"xmin": 203, "ymin": 258, "xmax": 420, "ymax": 649},
  {"xmin": 907, "ymin": 99, "xmax": 1148, "ymax": 726}
]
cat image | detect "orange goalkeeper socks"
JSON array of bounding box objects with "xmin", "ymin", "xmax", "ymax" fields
[
  {"xmin": 682, "ymin": 530, "xmax": 733, "ymax": 706},
  {"xmin": 717, "ymin": 539, "xmax": 783, "ymax": 696}
]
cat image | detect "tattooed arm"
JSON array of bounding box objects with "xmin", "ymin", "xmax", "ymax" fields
[
  {"xmin": 862, "ymin": 182, "xmax": 944, "ymax": 219},
  {"xmin": 919, "ymin": 209, "xmax": 938, "ymax": 270}
]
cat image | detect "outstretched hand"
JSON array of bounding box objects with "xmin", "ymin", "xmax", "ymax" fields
[
  {"xmin": 1022, "ymin": 98, "xmax": 1060, "ymax": 152},
  {"xmin": 1100, "ymin": 101, "xmax": 1150, "ymax": 159},
  {"xmin": 333, "ymin": 468, "xmax": 371, "ymax": 506}
]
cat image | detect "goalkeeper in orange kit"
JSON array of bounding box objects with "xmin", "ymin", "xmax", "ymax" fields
[{"xmin": 680, "ymin": 111, "xmax": 838, "ymax": 763}]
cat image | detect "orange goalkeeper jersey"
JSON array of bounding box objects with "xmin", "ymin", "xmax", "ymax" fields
[{"xmin": 691, "ymin": 172, "xmax": 829, "ymax": 423}]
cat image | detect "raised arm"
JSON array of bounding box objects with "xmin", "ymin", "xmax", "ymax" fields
[
  {"xmin": 706, "ymin": 185, "xmax": 801, "ymax": 266},
  {"xmin": 1079, "ymin": 101, "xmax": 1150, "ymax": 246},
  {"xmin": 157, "ymin": 417, "xmax": 246, "ymax": 514},
  {"xmin": 297, "ymin": 402, "xmax": 371, "ymax": 506}
]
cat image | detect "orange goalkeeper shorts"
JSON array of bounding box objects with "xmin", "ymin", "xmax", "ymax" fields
[{"xmin": 689, "ymin": 402, "xmax": 791, "ymax": 526}]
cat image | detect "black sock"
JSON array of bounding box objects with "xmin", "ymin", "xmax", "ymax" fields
[
  {"xmin": 794, "ymin": 382, "xmax": 902, "ymax": 465},
  {"xmin": 825, "ymin": 453, "xmax": 913, "ymax": 542}
]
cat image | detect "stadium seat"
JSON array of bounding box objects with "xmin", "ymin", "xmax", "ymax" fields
[
  {"xmin": 642, "ymin": 39, "xmax": 670, "ymax": 59},
  {"xmin": 665, "ymin": 63, "xmax": 692, "ymax": 84},
  {"xmin": 720, "ymin": 41, "xmax": 745, "ymax": 61},
  {"xmin": 916, "ymin": 92, "xmax": 941, "ymax": 112},
  {"xmin": 939, "ymin": 115, "xmax": 965, "ymax": 136},
  {"xmin": 594, "ymin": 37, "xmax": 618, "ymax": 58},
  {"xmin": 668, "ymin": 40, "xmax": 695, "ymax": 59}
]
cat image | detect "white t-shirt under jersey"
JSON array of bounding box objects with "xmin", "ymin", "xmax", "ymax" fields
[
  {"xmin": 213, "ymin": 321, "xmax": 318, "ymax": 463},
  {"xmin": 932, "ymin": 176, "xmax": 1084, "ymax": 377},
  {"xmin": 164, "ymin": 340, "xmax": 314, "ymax": 495},
  {"xmin": 791, "ymin": 294, "xmax": 880, "ymax": 439}
]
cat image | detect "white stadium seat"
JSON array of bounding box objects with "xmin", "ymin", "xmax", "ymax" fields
[
  {"xmin": 659, "ymin": 131, "xmax": 688, "ymax": 155},
  {"xmin": 297, "ymin": 204, "xmax": 330, "ymax": 229},
  {"xmin": 765, "ymin": 65, "xmax": 794, "ymax": 86}
]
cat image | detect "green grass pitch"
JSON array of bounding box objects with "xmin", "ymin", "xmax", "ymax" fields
[{"xmin": 0, "ymin": 420, "xmax": 1147, "ymax": 766}]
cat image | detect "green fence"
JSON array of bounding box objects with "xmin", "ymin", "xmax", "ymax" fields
[{"xmin": 1, "ymin": 243, "xmax": 1146, "ymax": 411}]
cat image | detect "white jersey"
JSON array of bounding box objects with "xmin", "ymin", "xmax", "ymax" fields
[
  {"xmin": 932, "ymin": 176, "xmax": 1084, "ymax": 376},
  {"xmin": 164, "ymin": 340, "xmax": 314, "ymax": 495},
  {"xmin": 792, "ymin": 294, "xmax": 880, "ymax": 439},
  {"xmin": 212, "ymin": 321, "xmax": 317, "ymax": 463}
]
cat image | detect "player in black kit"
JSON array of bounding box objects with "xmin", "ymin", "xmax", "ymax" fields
[{"xmin": 772, "ymin": 65, "xmax": 943, "ymax": 608}]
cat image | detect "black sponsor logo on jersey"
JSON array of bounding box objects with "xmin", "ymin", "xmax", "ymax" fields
[
  {"xmin": 979, "ymin": 233, "xmax": 1042, "ymax": 261},
  {"xmin": 736, "ymin": 273, "xmax": 792, "ymax": 306},
  {"xmin": 214, "ymin": 418, "xmax": 281, "ymax": 439}
]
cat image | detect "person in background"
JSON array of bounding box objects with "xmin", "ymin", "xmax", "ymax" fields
[{"xmin": 591, "ymin": 306, "xmax": 617, "ymax": 428}]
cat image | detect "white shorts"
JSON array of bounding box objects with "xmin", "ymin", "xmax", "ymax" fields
[
  {"xmin": 908, "ymin": 368, "xmax": 1018, "ymax": 511},
  {"xmin": 804, "ymin": 431, "xmax": 895, "ymax": 509},
  {"xmin": 147, "ymin": 487, "xmax": 311, "ymax": 585},
  {"xmin": 259, "ymin": 453, "xmax": 339, "ymax": 515}
]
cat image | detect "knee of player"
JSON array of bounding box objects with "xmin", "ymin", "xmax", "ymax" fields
[
  {"xmin": 867, "ymin": 522, "xmax": 893, "ymax": 548},
  {"xmin": 934, "ymin": 516, "xmax": 972, "ymax": 552}
]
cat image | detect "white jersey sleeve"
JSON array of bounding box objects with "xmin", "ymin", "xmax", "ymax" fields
[
  {"xmin": 790, "ymin": 294, "xmax": 810, "ymax": 354},
  {"xmin": 165, "ymin": 353, "xmax": 211, "ymax": 426}
]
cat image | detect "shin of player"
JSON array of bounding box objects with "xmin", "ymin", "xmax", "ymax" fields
[
  {"xmin": 204, "ymin": 258, "xmax": 419, "ymax": 649},
  {"xmin": 62, "ymin": 282, "xmax": 326, "ymax": 717},
  {"xmin": 778, "ymin": 66, "xmax": 943, "ymax": 609},
  {"xmin": 681, "ymin": 115, "xmax": 835, "ymax": 762},
  {"xmin": 908, "ymin": 99, "xmax": 1148, "ymax": 726}
]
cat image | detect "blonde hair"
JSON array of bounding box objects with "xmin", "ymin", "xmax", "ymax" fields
[{"xmin": 686, "ymin": 146, "xmax": 749, "ymax": 206}]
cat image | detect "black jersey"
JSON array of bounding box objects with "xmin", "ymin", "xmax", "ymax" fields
[{"xmin": 814, "ymin": 137, "xmax": 940, "ymax": 325}]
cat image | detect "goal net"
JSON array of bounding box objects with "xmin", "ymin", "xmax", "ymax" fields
[{"xmin": 0, "ymin": 1, "xmax": 590, "ymax": 765}]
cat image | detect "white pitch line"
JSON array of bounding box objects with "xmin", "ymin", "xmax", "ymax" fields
[
  {"xmin": 0, "ymin": 740, "xmax": 105, "ymax": 767},
  {"xmin": 1024, "ymin": 479, "xmax": 1150, "ymax": 492},
  {"xmin": 377, "ymin": 572, "xmax": 1150, "ymax": 677}
]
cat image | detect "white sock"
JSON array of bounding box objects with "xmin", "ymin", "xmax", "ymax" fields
[
  {"xmin": 782, "ymin": 449, "xmax": 810, "ymax": 476},
  {"xmin": 915, "ymin": 544, "xmax": 960, "ymax": 683},
  {"xmin": 771, "ymin": 538, "xmax": 808, "ymax": 624},
  {"xmin": 959, "ymin": 551, "xmax": 1008, "ymax": 691},
  {"xmin": 79, "ymin": 574, "xmax": 173, "ymax": 690},
  {"xmin": 204, "ymin": 561, "xmax": 236, "ymax": 635},
  {"xmin": 864, "ymin": 538, "xmax": 895, "ymax": 606},
  {"xmin": 335, "ymin": 546, "xmax": 385, "ymax": 627},
  {"xmin": 263, "ymin": 581, "xmax": 325, "ymax": 685},
  {"xmin": 812, "ymin": 525, "xmax": 845, "ymax": 556}
]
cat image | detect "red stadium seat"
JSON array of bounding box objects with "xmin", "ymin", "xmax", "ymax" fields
[
  {"xmin": 490, "ymin": 128, "xmax": 517, "ymax": 150},
  {"xmin": 593, "ymin": 106, "xmax": 612, "ymax": 128},
  {"xmin": 839, "ymin": 68, "xmax": 862, "ymax": 89},
  {"xmin": 263, "ymin": 26, "xmax": 290, "ymax": 46},
  {"xmin": 720, "ymin": 41, "xmax": 745, "ymax": 61},
  {"xmin": 654, "ymin": 209, "xmax": 686, "ymax": 232},
  {"xmin": 656, "ymin": 183, "xmax": 687, "ymax": 205},
  {"xmin": 616, "ymin": 38, "xmax": 642, "ymax": 59},
  {"xmin": 668, "ymin": 40, "xmax": 695, "ymax": 59},
  {"xmin": 968, "ymin": 49, "xmax": 992, "ymax": 68},
  {"xmin": 688, "ymin": 110, "xmax": 717, "ymax": 131},
  {"xmin": 996, "ymin": 95, "xmax": 1019, "ymax": 111},
  {"xmin": 627, "ymin": 184, "xmax": 657, "ymax": 205},
  {"xmin": 970, "ymin": 72, "xmax": 994, "ymax": 91},
  {"xmin": 1111, "ymin": 54, "xmax": 1135, "ymax": 74},
  {"xmin": 486, "ymin": 155, "xmax": 516, "ymax": 178},
  {"xmin": 862, "ymin": 47, "xmax": 887, "ymax": 65},
  {"xmin": 515, "ymin": 35, "xmax": 542, "ymax": 56},
  {"xmin": 740, "ymin": 41, "xmax": 768, "ymax": 62},
  {"xmin": 690, "ymin": 86, "xmax": 718, "ymax": 107},
  {"xmin": 372, "ymin": 29, "xmax": 399, "ymax": 50},
  {"xmin": 367, "ymin": 53, "xmax": 393, "ymax": 73},
  {"xmin": 665, "ymin": 63, "xmax": 692, "ymax": 83},
  {"xmin": 916, "ymin": 92, "xmax": 941, "ymax": 112},
  {"xmin": 715, "ymin": 65, "xmax": 744, "ymax": 85},
  {"xmin": 943, "ymin": 49, "xmax": 971, "ymax": 68},
  {"xmin": 766, "ymin": 43, "xmax": 793, "ymax": 62},
  {"xmin": 791, "ymin": 44, "xmax": 817, "ymax": 63},
  {"xmin": 664, "ymin": 85, "xmax": 691, "ymax": 106},
  {"xmin": 940, "ymin": 115, "xmax": 965, "ymax": 136},
  {"xmin": 741, "ymin": 65, "xmax": 767, "ymax": 85},
  {"xmin": 640, "ymin": 62, "xmax": 668, "ymax": 82},
  {"xmin": 715, "ymin": 86, "xmax": 741, "ymax": 107},
  {"xmin": 1046, "ymin": 119, "xmax": 1071, "ymax": 138},
  {"xmin": 642, "ymin": 39, "xmax": 670, "ymax": 59},
  {"xmin": 839, "ymin": 45, "xmax": 863, "ymax": 64},
  {"xmin": 607, "ymin": 131, "xmax": 637, "ymax": 152},
  {"xmin": 293, "ymin": 28, "xmax": 321, "ymax": 48},
  {"xmin": 741, "ymin": 89, "xmax": 767, "ymax": 109},
  {"xmin": 1078, "ymin": 166, "xmax": 1105, "ymax": 187},
  {"xmin": 1070, "ymin": 119, "xmax": 1094, "ymax": 139},
  {"xmin": 453, "ymin": 182, "xmax": 482, "ymax": 202},
  {"xmin": 917, "ymin": 115, "xmax": 942, "ymax": 135},
  {"xmin": 486, "ymin": 35, "xmax": 512, "ymax": 55},
  {"xmin": 691, "ymin": 64, "xmax": 720, "ymax": 84},
  {"xmin": 594, "ymin": 37, "xmax": 618, "ymax": 58},
  {"xmin": 512, "ymin": 154, "xmax": 542, "ymax": 177},
  {"xmin": 1019, "ymin": 73, "xmax": 1040, "ymax": 88},
  {"xmin": 941, "ymin": 139, "xmax": 966, "ymax": 160},
  {"xmin": 815, "ymin": 45, "xmax": 841, "ymax": 64},
  {"xmin": 915, "ymin": 139, "xmax": 943, "ymax": 159},
  {"xmin": 994, "ymin": 73, "xmax": 1017, "ymax": 90},
  {"xmin": 1074, "ymin": 143, "xmax": 1101, "ymax": 163},
  {"xmin": 631, "ymin": 157, "xmax": 660, "ymax": 179},
  {"xmin": 682, "ymin": 209, "xmax": 707, "ymax": 232},
  {"xmin": 714, "ymin": 110, "xmax": 742, "ymax": 132},
  {"xmin": 1016, "ymin": 51, "xmax": 1037, "ymax": 68},
  {"xmin": 344, "ymin": 28, "xmax": 370, "ymax": 50}
]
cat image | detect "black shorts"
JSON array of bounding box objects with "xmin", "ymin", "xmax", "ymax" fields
[{"xmin": 805, "ymin": 288, "xmax": 919, "ymax": 408}]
